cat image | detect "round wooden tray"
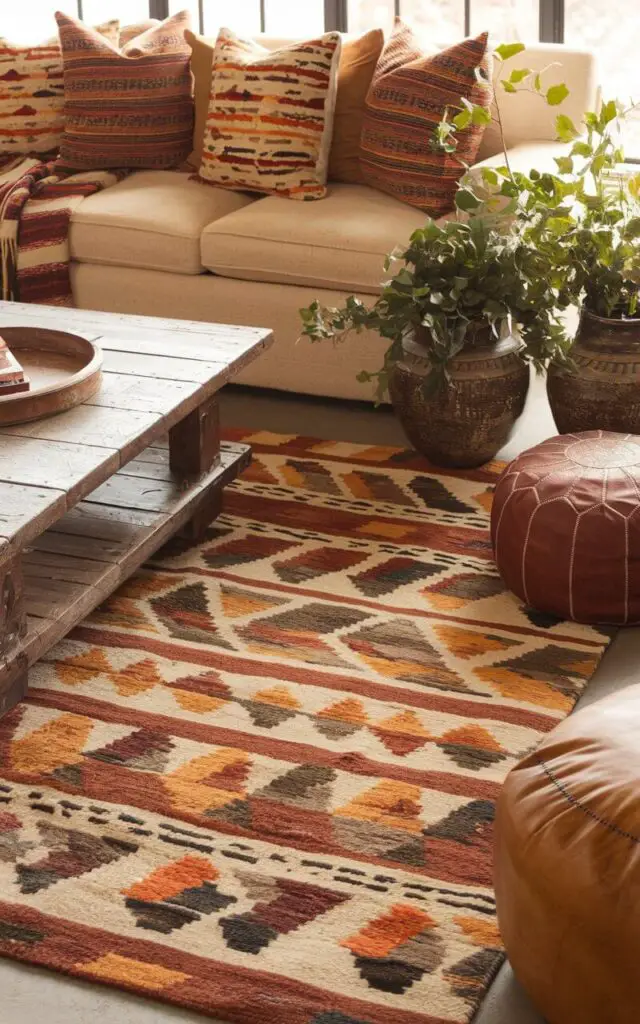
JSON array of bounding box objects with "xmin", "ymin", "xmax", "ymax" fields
[{"xmin": 0, "ymin": 327, "xmax": 102, "ymax": 426}]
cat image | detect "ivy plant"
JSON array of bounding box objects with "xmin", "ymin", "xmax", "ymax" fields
[
  {"xmin": 438, "ymin": 43, "xmax": 640, "ymax": 318},
  {"xmin": 300, "ymin": 215, "xmax": 569, "ymax": 400}
]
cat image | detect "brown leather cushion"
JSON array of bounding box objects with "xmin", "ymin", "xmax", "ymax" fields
[
  {"xmin": 494, "ymin": 683, "xmax": 640, "ymax": 1024},
  {"xmin": 491, "ymin": 430, "xmax": 640, "ymax": 624}
]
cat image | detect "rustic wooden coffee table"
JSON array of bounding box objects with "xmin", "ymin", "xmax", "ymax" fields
[{"xmin": 0, "ymin": 301, "xmax": 272, "ymax": 717}]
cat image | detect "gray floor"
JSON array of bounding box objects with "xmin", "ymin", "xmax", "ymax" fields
[{"xmin": 3, "ymin": 377, "xmax": 637, "ymax": 1024}]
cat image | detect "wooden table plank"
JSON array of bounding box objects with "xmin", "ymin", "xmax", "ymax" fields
[
  {"xmin": 0, "ymin": 404, "xmax": 159, "ymax": 462},
  {"xmin": 101, "ymin": 348, "xmax": 229, "ymax": 385},
  {"xmin": 0, "ymin": 436, "xmax": 119, "ymax": 505},
  {"xmin": 0, "ymin": 302, "xmax": 273, "ymax": 362},
  {"xmin": 0, "ymin": 482, "xmax": 67, "ymax": 559},
  {"xmin": 87, "ymin": 372, "xmax": 202, "ymax": 414}
]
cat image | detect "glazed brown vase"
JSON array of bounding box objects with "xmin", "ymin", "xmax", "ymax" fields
[
  {"xmin": 388, "ymin": 324, "xmax": 529, "ymax": 468},
  {"xmin": 547, "ymin": 308, "xmax": 640, "ymax": 434}
]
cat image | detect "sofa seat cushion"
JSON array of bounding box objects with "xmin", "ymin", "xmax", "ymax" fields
[
  {"xmin": 70, "ymin": 170, "xmax": 257, "ymax": 275},
  {"xmin": 200, "ymin": 182, "xmax": 430, "ymax": 294}
]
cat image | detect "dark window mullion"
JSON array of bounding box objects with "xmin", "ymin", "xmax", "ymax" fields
[
  {"xmin": 464, "ymin": 0, "xmax": 470, "ymax": 35},
  {"xmin": 149, "ymin": 0, "xmax": 170, "ymax": 19},
  {"xmin": 198, "ymin": 0, "xmax": 204, "ymax": 33},
  {"xmin": 324, "ymin": 0, "xmax": 347, "ymax": 31},
  {"xmin": 539, "ymin": 0, "xmax": 564, "ymax": 42},
  {"xmin": 77, "ymin": 0, "xmax": 83, "ymax": 18}
]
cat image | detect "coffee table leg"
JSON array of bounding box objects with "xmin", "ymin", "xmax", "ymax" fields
[
  {"xmin": 0, "ymin": 556, "xmax": 28, "ymax": 716},
  {"xmin": 169, "ymin": 396, "xmax": 223, "ymax": 542}
]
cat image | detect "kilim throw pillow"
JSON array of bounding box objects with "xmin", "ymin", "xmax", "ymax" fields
[
  {"xmin": 197, "ymin": 28, "xmax": 341, "ymax": 200},
  {"xmin": 54, "ymin": 10, "xmax": 193, "ymax": 172},
  {"xmin": 119, "ymin": 20, "xmax": 160, "ymax": 48},
  {"xmin": 0, "ymin": 21, "xmax": 119, "ymax": 157},
  {"xmin": 360, "ymin": 19, "xmax": 492, "ymax": 215},
  {"xmin": 185, "ymin": 28, "xmax": 382, "ymax": 184}
]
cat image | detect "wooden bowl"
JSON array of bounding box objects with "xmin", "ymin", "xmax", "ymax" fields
[{"xmin": 0, "ymin": 327, "xmax": 102, "ymax": 426}]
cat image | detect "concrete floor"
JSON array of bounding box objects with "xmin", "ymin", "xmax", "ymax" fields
[{"xmin": 3, "ymin": 377, "xmax": 637, "ymax": 1024}]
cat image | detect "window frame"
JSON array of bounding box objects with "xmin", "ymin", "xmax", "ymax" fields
[{"xmin": 67, "ymin": 0, "xmax": 576, "ymax": 46}]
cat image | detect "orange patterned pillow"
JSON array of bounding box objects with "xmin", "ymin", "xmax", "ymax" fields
[
  {"xmin": 55, "ymin": 11, "xmax": 193, "ymax": 172},
  {"xmin": 360, "ymin": 20, "xmax": 492, "ymax": 215},
  {"xmin": 198, "ymin": 28, "xmax": 342, "ymax": 200},
  {"xmin": 0, "ymin": 21, "xmax": 119, "ymax": 156}
]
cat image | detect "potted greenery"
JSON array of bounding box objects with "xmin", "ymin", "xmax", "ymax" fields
[
  {"xmin": 544, "ymin": 106, "xmax": 640, "ymax": 433},
  {"xmin": 300, "ymin": 43, "xmax": 574, "ymax": 468},
  {"xmin": 301, "ymin": 214, "xmax": 568, "ymax": 467},
  {"xmin": 439, "ymin": 51, "xmax": 640, "ymax": 434}
]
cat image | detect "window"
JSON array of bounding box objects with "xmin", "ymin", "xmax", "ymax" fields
[
  {"xmin": 565, "ymin": 0, "xmax": 640, "ymax": 154},
  {"xmin": 81, "ymin": 0, "xmax": 150, "ymax": 22},
  {"xmin": 2, "ymin": 0, "xmax": 637, "ymax": 154},
  {"xmin": 1, "ymin": 1, "xmax": 76, "ymax": 42}
]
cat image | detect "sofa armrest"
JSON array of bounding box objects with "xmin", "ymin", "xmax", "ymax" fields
[
  {"xmin": 437, "ymin": 141, "xmax": 571, "ymax": 229},
  {"xmin": 471, "ymin": 139, "xmax": 570, "ymax": 177}
]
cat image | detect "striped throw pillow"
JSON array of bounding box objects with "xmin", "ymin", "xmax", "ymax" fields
[
  {"xmin": 198, "ymin": 28, "xmax": 342, "ymax": 201},
  {"xmin": 0, "ymin": 21, "xmax": 119, "ymax": 157},
  {"xmin": 360, "ymin": 20, "xmax": 492, "ymax": 215},
  {"xmin": 119, "ymin": 21, "xmax": 160, "ymax": 48},
  {"xmin": 55, "ymin": 11, "xmax": 194, "ymax": 172}
]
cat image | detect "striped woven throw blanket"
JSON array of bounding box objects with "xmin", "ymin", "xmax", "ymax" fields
[{"xmin": 0, "ymin": 156, "xmax": 125, "ymax": 306}]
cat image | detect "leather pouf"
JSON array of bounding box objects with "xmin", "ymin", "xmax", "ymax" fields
[
  {"xmin": 491, "ymin": 430, "xmax": 640, "ymax": 623},
  {"xmin": 494, "ymin": 683, "xmax": 640, "ymax": 1024}
]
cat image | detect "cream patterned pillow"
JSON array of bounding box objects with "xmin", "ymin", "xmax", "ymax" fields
[
  {"xmin": 0, "ymin": 21, "xmax": 119, "ymax": 156},
  {"xmin": 198, "ymin": 28, "xmax": 341, "ymax": 200}
]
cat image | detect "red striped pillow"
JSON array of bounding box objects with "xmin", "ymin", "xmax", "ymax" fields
[
  {"xmin": 0, "ymin": 21, "xmax": 119, "ymax": 157},
  {"xmin": 360, "ymin": 20, "xmax": 492, "ymax": 215},
  {"xmin": 55, "ymin": 10, "xmax": 194, "ymax": 172}
]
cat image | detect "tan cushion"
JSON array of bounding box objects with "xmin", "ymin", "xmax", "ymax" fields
[
  {"xmin": 329, "ymin": 29, "xmax": 384, "ymax": 184},
  {"xmin": 70, "ymin": 170, "xmax": 256, "ymax": 275},
  {"xmin": 200, "ymin": 182, "xmax": 429, "ymax": 293}
]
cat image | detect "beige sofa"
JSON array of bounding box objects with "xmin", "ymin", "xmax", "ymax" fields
[{"xmin": 68, "ymin": 41, "xmax": 597, "ymax": 402}]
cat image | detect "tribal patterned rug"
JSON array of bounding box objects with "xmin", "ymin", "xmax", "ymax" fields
[{"xmin": 0, "ymin": 431, "xmax": 611, "ymax": 1024}]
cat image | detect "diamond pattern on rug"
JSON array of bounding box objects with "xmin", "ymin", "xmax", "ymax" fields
[{"xmin": 0, "ymin": 432, "xmax": 612, "ymax": 1024}]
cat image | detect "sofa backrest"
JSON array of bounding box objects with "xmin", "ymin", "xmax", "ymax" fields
[
  {"xmin": 477, "ymin": 43, "xmax": 598, "ymax": 158},
  {"xmin": 208, "ymin": 31, "xmax": 598, "ymax": 157}
]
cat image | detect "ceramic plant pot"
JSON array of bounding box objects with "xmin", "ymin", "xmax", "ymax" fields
[
  {"xmin": 547, "ymin": 308, "xmax": 640, "ymax": 434},
  {"xmin": 388, "ymin": 323, "xmax": 529, "ymax": 468}
]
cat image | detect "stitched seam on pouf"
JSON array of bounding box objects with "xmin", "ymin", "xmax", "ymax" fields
[{"xmin": 536, "ymin": 756, "xmax": 640, "ymax": 844}]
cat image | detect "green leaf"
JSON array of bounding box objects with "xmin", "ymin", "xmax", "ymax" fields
[
  {"xmin": 547, "ymin": 216, "xmax": 574, "ymax": 235},
  {"xmin": 571, "ymin": 140, "xmax": 593, "ymax": 157},
  {"xmin": 601, "ymin": 99, "xmax": 618, "ymax": 125},
  {"xmin": 471, "ymin": 105, "xmax": 492, "ymax": 126},
  {"xmin": 501, "ymin": 80, "xmax": 517, "ymax": 93},
  {"xmin": 547, "ymin": 83, "xmax": 570, "ymax": 106},
  {"xmin": 508, "ymin": 67, "xmax": 532, "ymax": 84},
  {"xmin": 454, "ymin": 188, "xmax": 482, "ymax": 212},
  {"xmin": 481, "ymin": 167, "xmax": 499, "ymax": 186},
  {"xmin": 628, "ymin": 173, "xmax": 640, "ymax": 199},
  {"xmin": 556, "ymin": 113, "xmax": 579, "ymax": 142},
  {"xmin": 624, "ymin": 217, "xmax": 640, "ymax": 239},
  {"xmin": 452, "ymin": 109, "xmax": 472, "ymax": 130},
  {"xmin": 554, "ymin": 155, "xmax": 574, "ymax": 174},
  {"xmin": 534, "ymin": 73, "xmax": 542, "ymax": 92},
  {"xmin": 494, "ymin": 42, "xmax": 526, "ymax": 61}
]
